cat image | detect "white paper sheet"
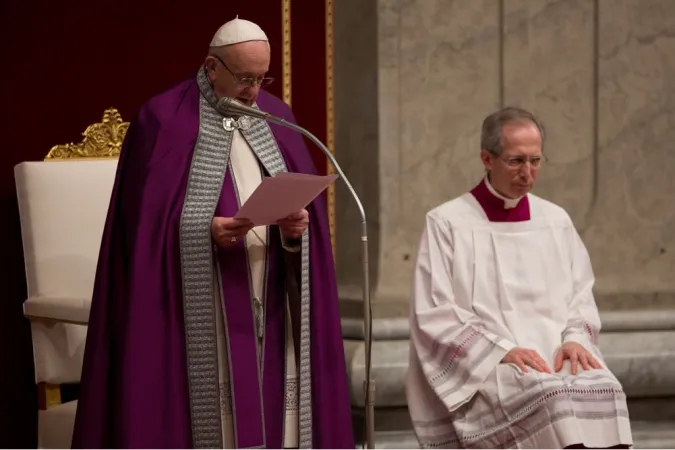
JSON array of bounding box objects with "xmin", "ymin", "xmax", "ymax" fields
[{"xmin": 234, "ymin": 172, "xmax": 338, "ymax": 225}]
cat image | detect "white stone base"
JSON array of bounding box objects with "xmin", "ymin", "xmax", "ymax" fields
[
  {"xmin": 345, "ymin": 326, "xmax": 675, "ymax": 408},
  {"xmin": 367, "ymin": 421, "xmax": 675, "ymax": 450}
]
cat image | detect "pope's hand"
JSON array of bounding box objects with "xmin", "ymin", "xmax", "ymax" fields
[
  {"xmin": 554, "ymin": 342, "xmax": 602, "ymax": 375},
  {"xmin": 277, "ymin": 209, "xmax": 309, "ymax": 239},
  {"xmin": 211, "ymin": 217, "xmax": 254, "ymax": 247},
  {"xmin": 502, "ymin": 347, "xmax": 552, "ymax": 373}
]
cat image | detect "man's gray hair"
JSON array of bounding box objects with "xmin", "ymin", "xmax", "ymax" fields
[{"xmin": 480, "ymin": 106, "xmax": 545, "ymax": 156}]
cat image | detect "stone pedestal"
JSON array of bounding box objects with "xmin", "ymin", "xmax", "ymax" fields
[{"xmin": 334, "ymin": 0, "xmax": 675, "ymax": 446}]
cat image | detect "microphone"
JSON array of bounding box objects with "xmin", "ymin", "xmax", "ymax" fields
[
  {"xmin": 217, "ymin": 97, "xmax": 272, "ymax": 120},
  {"xmin": 219, "ymin": 97, "xmax": 376, "ymax": 449}
]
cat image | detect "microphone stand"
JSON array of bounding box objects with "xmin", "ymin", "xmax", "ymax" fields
[{"xmin": 264, "ymin": 115, "xmax": 376, "ymax": 449}]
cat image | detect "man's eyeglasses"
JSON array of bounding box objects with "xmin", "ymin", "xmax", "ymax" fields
[
  {"xmin": 496, "ymin": 154, "xmax": 547, "ymax": 169},
  {"xmin": 213, "ymin": 55, "xmax": 274, "ymax": 88}
]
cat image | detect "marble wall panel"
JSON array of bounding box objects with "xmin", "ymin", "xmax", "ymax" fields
[
  {"xmin": 502, "ymin": 0, "xmax": 596, "ymax": 228},
  {"xmin": 333, "ymin": 0, "xmax": 675, "ymax": 314},
  {"xmin": 587, "ymin": 0, "xmax": 675, "ymax": 294}
]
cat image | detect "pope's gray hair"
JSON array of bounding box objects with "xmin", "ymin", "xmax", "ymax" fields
[{"xmin": 480, "ymin": 106, "xmax": 545, "ymax": 156}]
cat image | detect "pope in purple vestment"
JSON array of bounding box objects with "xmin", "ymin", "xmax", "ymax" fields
[{"xmin": 72, "ymin": 18, "xmax": 354, "ymax": 449}]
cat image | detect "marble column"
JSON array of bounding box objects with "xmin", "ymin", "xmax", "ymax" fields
[
  {"xmin": 588, "ymin": 0, "xmax": 675, "ymax": 305},
  {"xmin": 333, "ymin": 0, "xmax": 675, "ymax": 440},
  {"xmin": 335, "ymin": 0, "xmax": 675, "ymax": 327},
  {"xmin": 335, "ymin": 0, "xmax": 503, "ymax": 328},
  {"xmin": 501, "ymin": 0, "xmax": 675, "ymax": 308}
]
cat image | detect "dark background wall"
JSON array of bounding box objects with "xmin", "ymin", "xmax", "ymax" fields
[{"xmin": 0, "ymin": 1, "xmax": 329, "ymax": 446}]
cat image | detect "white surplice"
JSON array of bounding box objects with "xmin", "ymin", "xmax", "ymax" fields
[
  {"xmin": 213, "ymin": 128, "xmax": 300, "ymax": 448},
  {"xmin": 405, "ymin": 190, "xmax": 633, "ymax": 449}
]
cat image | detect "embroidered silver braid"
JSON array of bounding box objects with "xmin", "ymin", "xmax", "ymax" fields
[
  {"xmin": 240, "ymin": 119, "xmax": 314, "ymax": 448},
  {"xmin": 179, "ymin": 92, "xmax": 231, "ymax": 448},
  {"xmin": 193, "ymin": 66, "xmax": 314, "ymax": 446},
  {"xmin": 298, "ymin": 230, "xmax": 312, "ymax": 448},
  {"xmin": 240, "ymin": 120, "xmax": 287, "ymax": 174}
]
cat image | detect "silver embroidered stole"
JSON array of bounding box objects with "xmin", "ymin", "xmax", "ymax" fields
[{"xmin": 177, "ymin": 69, "xmax": 313, "ymax": 448}]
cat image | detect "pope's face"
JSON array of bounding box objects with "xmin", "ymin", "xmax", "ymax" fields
[
  {"xmin": 480, "ymin": 121, "xmax": 544, "ymax": 199},
  {"xmin": 204, "ymin": 41, "xmax": 271, "ymax": 106}
]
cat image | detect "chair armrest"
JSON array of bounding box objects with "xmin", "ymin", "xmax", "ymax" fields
[{"xmin": 24, "ymin": 296, "xmax": 90, "ymax": 325}]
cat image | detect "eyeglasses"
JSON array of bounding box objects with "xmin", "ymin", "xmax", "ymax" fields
[
  {"xmin": 213, "ymin": 55, "xmax": 274, "ymax": 88},
  {"xmin": 496, "ymin": 154, "xmax": 548, "ymax": 169}
]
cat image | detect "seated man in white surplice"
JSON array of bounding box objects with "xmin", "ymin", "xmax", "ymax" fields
[{"xmin": 405, "ymin": 107, "xmax": 633, "ymax": 449}]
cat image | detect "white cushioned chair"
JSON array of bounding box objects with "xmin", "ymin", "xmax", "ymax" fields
[{"xmin": 14, "ymin": 109, "xmax": 126, "ymax": 449}]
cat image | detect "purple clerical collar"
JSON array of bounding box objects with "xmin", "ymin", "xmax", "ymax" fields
[{"xmin": 470, "ymin": 176, "xmax": 531, "ymax": 222}]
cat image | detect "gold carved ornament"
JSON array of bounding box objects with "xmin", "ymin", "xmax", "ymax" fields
[
  {"xmin": 282, "ymin": 0, "xmax": 292, "ymax": 106},
  {"xmin": 45, "ymin": 108, "xmax": 128, "ymax": 160},
  {"xmin": 325, "ymin": 0, "xmax": 336, "ymax": 256}
]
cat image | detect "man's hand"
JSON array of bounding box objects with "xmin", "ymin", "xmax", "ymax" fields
[
  {"xmin": 211, "ymin": 217, "xmax": 254, "ymax": 247},
  {"xmin": 502, "ymin": 347, "xmax": 552, "ymax": 374},
  {"xmin": 277, "ymin": 209, "xmax": 309, "ymax": 239},
  {"xmin": 554, "ymin": 342, "xmax": 602, "ymax": 375}
]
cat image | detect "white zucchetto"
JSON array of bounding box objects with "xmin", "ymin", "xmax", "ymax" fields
[{"xmin": 209, "ymin": 16, "xmax": 269, "ymax": 47}]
